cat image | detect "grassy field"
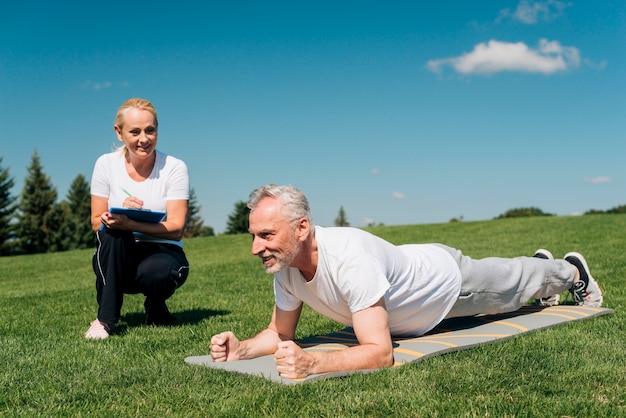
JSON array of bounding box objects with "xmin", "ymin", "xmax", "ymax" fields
[{"xmin": 1, "ymin": 215, "xmax": 624, "ymax": 417}]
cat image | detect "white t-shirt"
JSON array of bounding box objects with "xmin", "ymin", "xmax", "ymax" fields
[
  {"xmin": 90, "ymin": 150, "xmax": 189, "ymax": 246},
  {"xmin": 274, "ymin": 226, "xmax": 462, "ymax": 337}
]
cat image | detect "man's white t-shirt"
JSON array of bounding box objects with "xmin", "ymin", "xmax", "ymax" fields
[
  {"xmin": 274, "ymin": 226, "xmax": 462, "ymax": 337},
  {"xmin": 90, "ymin": 150, "xmax": 189, "ymax": 246}
]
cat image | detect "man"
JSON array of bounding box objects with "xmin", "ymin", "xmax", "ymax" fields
[{"xmin": 210, "ymin": 184, "xmax": 603, "ymax": 379}]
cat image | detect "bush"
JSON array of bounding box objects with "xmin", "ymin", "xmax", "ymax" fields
[{"xmin": 495, "ymin": 207, "xmax": 554, "ymax": 219}]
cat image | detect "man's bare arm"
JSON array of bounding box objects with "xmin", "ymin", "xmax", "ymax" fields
[
  {"xmin": 274, "ymin": 298, "xmax": 393, "ymax": 379},
  {"xmin": 211, "ymin": 305, "xmax": 302, "ymax": 361}
]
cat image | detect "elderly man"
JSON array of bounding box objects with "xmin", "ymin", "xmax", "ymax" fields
[{"xmin": 210, "ymin": 184, "xmax": 602, "ymax": 379}]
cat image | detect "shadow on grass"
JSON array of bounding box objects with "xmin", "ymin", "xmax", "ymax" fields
[{"xmin": 117, "ymin": 308, "xmax": 230, "ymax": 332}]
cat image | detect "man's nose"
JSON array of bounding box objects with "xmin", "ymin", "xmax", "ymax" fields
[{"xmin": 251, "ymin": 236, "xmax": 264, "ymax": 255}]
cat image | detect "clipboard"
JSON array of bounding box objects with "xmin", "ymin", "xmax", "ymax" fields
[{"xmin": 109, "ymin": 207, "xmax": 167, "ymax": 223}]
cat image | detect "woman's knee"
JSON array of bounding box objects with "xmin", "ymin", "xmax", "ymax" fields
[{"xmin": 137, "ymin": 253, "xmax": 188, "ymax": 298}]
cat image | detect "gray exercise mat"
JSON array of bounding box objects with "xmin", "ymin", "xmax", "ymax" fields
[{"xmin": 185, "ymin": 305, "xmax": 614, "ymax": 384}]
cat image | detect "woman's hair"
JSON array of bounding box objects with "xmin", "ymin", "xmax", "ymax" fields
[
  {"xmin": 114, "ymin": 98, "xmax": 158, "ymax": 153},
  {"xmin": 248, "ymin": 184, "xmax": 314, "ymax": 226},
  {"xmin": 115, "ymin": 98, "xmax": 158, "ymax": 128}
]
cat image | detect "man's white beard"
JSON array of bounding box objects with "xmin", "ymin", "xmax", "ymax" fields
[{"xmin": 264, "ymin": 239, "xmax": 302, "ymax": 274}]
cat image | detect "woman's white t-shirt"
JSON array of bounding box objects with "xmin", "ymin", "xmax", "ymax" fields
[
  {"xmin": 90, "ymin": 150, "xmax": 189, "ymax": 246},
  {"xmin": 274, "ymin": 226, "xmax": 462, "ymax": 337}
]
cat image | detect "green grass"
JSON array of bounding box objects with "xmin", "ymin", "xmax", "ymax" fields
[{"xmin": 1, "ymin": 215, "xmax": 625, "ymax": 417}]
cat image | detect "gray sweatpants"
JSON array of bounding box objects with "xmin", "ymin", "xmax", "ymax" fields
[{"xmin": 435, "ymin": 244, "xmax": 576, "ymax": 319}]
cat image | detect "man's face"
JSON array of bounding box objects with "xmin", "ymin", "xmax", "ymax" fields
[{"xmin": 249, "ymin": 197, "xmax": 302, "ymax": 274}]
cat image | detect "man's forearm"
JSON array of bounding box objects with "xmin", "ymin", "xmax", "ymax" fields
[
  {"xmin": 309, "ymin": 343, "xmax": 394, "ymax": 375},
  {"xmin": 238, "ymin": 328, "xmax": 282, "ymax": 359}
]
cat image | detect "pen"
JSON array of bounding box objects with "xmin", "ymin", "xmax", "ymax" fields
[{"xmin": 121, "ymin": 187, "xmax": 144, "ymax": 208}]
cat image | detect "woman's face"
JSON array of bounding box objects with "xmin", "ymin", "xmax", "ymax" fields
[{"xmin": 114, "ymin": 108, "xmax": 158, "ymax": 161}]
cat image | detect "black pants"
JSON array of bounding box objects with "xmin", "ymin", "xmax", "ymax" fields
[{"xmin": 92, "ymin": 229, "xmax": 189, "ymax": 328}]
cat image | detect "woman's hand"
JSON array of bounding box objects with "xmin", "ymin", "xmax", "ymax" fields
[
  {"xmin": 122, "ymin": 196, "xmax": 144, "ymax": 209},
  {"xmin": 99, "ymin": 211, "xmax": 130, "ymax": 230}
]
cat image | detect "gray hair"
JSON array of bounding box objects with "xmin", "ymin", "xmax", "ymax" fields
[{"xmin": 248, "ymin": 184, "xmax": 314, "ymax": 226}]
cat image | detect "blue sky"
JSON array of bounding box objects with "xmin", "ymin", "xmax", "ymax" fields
[{"xmin": 1, "ymin": 1, "xmax": 624, "ymax": 233}]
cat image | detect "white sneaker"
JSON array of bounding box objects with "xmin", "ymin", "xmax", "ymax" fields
[
  {"xmin": 564, "ymin": 252, "xmax": 603, "ymax": 307},
  {"xmin": 85, "ymin": 319, "xmax": 110, "ymax": 340},
  {"xmin": 533, "ymin": 249, "xmax": 554, "ymax": 260},
  {"xmin": 532, "ymin": 249, "xmax": 560, "ymax": 306},
  {"xmin": 535, "ymin": 294, "xmax": 560, "ymax": 307}
]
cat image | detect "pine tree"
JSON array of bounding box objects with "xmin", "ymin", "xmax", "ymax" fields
[
  {"xmin": 224, "ymin": 200, "xmax": 250, "ymax": 235},
  {"xmin": 334, "ymin": 206, "xmax": 350, "ymax": 227},
  {"xmin": 16, "ymin": 150, "xmax": 58, "ymax": 254},
  {"xmin": 44, "ymin": 201, "xmax": 74, "ymax": 252},
  {"xmin": 66, "ymin": 174, "xmax": 94, "ymax": 248},
  {"xmin": 197, "ymin": 224, "xmax": 215, "ymax": 237},
  {"xmin": 184, "ymin": 188, "xmax": 214, "ymax": 238},
  {"xmin": 0, "ymin": 157, "xmax": 18, "ymax": 255}
]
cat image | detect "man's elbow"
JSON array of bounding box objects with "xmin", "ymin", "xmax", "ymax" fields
[
  {"xmin": 381, "ymin": 349, "xmax": 394, "ymax": 368},
  {"xmin": 370, "ymin": 346, "xmax": 394, "ymax": 369}
]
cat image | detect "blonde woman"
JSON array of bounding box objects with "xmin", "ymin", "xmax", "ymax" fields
[{"xmin": 86, "ymin": 98, "xmax": 190, "ymax": 339}]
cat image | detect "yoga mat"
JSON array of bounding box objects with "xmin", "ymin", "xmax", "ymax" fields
[{"xmin": 185, "ymin": 305, "xmax": 614, "ymax": 384}]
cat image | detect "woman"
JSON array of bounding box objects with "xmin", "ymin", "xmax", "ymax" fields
[{"xmin": 85, "ymin": 98, "xmax": 190, "ymax": 339}]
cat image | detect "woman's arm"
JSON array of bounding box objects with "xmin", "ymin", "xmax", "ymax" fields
[
  {"xmin": 91, "ymin": 195, "xmax": 109, "ymax": 232},
  {"xmin": 96, "ymin": 197, "xmax": 188, "ymax": 241}
]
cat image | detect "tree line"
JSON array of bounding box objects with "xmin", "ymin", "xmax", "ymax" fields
[
  {"xmin": 4, "ymin": 151, "xmax": 621, "ymax": 256},
  {"xmin": 0, "ymin": 151, "xmax": 219, "ymax": 256},
  {"xmin": 494, "ymin": 205, "xmax": 626, "ymax": 219}
]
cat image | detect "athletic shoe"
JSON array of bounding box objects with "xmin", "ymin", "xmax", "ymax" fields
[
  {"xmin": 85, "ymin": 319, "xmax": 110, "ymax": 340},
  {"xmin": 564, "ymin": 252, "xmax": 603, "ymax": 307},
  {"xmin": 533, "ymin": 249, "xmax": 554, "ymax": 260},
  {"xmin": 145, "ymin": 298, "xmax": 176, "ymax": 326},
  {"xmin": 532, "ymin": 249, "xmax": 560, "ymax": 306},
  {"xmin": 534, "ymin": 293, "xmax": 560, "ymax": 307}
]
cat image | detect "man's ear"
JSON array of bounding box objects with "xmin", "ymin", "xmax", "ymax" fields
[{"xmin": 295, "ymin": 217, "xmax": 310, "ymax": 242}]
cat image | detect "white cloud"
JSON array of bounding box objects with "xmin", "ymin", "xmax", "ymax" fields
[
  {"xmin": 371, "ymin": 168, "xmax": 380, "ymax": 175},
  {"xmin": 584, "ymin": 176, "xmax": 612, "ymax": 184},
  {"xmin": 584, "ymin": 59, "xmax": 608, "ymax": 71},
  {"xmin": 392, "ymin": 191, "xmax": 405, "ymax": 199},
  {"xmin": 80, "ymin": 81, "xmax": 129, "ymax": 90},
  {"xmin": 427, "ymin": 39, "xmax": 580, "ymax": 76},
  {"xmin": 361, "ymin": 217, "xmax": 375, "ymax": 226},
  {"xmin": 498, "ymin": 0, "xmax": 572, "ymax": 24}
]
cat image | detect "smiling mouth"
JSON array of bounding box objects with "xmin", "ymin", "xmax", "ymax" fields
[{"xmin": 261, "ymin": 255, "xmax": 274, "ymax": 264}]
